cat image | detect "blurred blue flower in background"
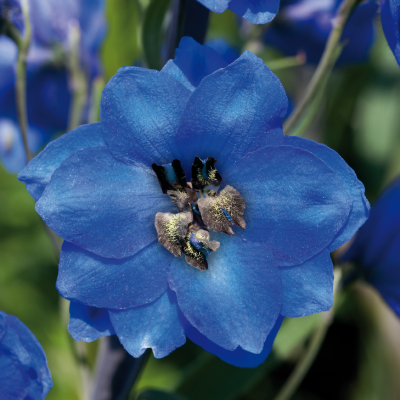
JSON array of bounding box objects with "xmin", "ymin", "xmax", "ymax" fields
[
  {"xmin": 0, "ymin": 0, "xmax": 23, "ymax": 32},
  {"xmin": 343, "ymin": 177, "xmax": 400, "ymax": 318},
  {"xmin": 381, "ymin": 0, "xmax": 400, "ymax": 67},
  {"xmin": 18, "ymin": 37, "xmax": 369, "ymax": 367},
  {"xmin": 0, "ymin": 0, "xmax": 105, "ymax": 172},
  {"xmin": 197, "ymin": 0, "xmax": 280, "ymax": 24},
  {"xmin": 0, "ymin": 310, "xmax": 52, "ymax": 400},
  {"xmin": 264, "ymin": 0, "xmax": 378, "ymax": 64}
]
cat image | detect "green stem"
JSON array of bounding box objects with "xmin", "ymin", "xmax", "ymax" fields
[
  {"xmin": 272, "ymin": 321, "xmax": 329, "ymax": 400},
  {"xmin": 60, "ymin": 298, "xmax": 91, "ymax": 400},
  {"xmin": 88, "ymin": 77, "xmax": 105, "ymax": 124},
  {"xmin": 283, "ymin": 0, "xmax": 359, "ymax": 136},
  {"xmin": 268, "ymin": 52, "xmax": 306, "ymax": 72},
  {"xmin": 67, "ymin": 22, "xmax": 88, "ymax": 132},
  {"xmin": 15, "ymin": 0, "xmax": 32, "ymax": 161},
  {"xmin": 272, "ymin": 269, "xmax": 343, "ymax": 400}
]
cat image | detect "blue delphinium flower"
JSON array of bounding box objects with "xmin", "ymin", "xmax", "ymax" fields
[
  {"xmin": 18, "ymin": 37, "xmax": 369, "ymax": 367},
  {"xmin": 197, "ymin": 0, "xmax": 280, "ymax": 24},
  {"xmin": 0, "ymin": 0, "xmax": 105, "ymax": 172},
  {"xmin": 381, "ymin": 0, "xmax": 400, "ymax": 67},
  {"xmin": 0, "ymin": 311, "xmax": 52, "ymax": 400},
  {"xmin": 264, "ymin": 0, "xmax": 378, "ymax": 64},
  {"xmin": 343, "ymin": 177, "xmax": 400, "ymax": 318}
]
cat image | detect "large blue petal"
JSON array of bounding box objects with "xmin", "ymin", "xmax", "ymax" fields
[
  {"xmin": 224, "ymin": 145, "xmax": 352, "ymax": 266},
  {"xmin": 280, "ymin": 250, "xmax": 333, "ymax": 318},
  {"xmin": 109, "ymin": 290, "xmax": 186, "ymax": 358},
  {"xmin": 100, "ymin": 66, "xmax": 191, "ymax": 168},
  {"xmin": 0, "ymin": 311, "xmax": 53, "ymax": 400},
  {"xmin": 175, "ymin": 50, "xmax": 287, "ymax": 174},
  {"xmin": 183, "ymin": 313, "xmax": 284, "ymax": 367},
  {"xmin": 18, "ymin": 123, "xmax": 105, "ymax": 201},
  {"xmin": 343, "ymin": 178, "xmax": 400, "ymax": 270},
  {"xmin": 161, "ymin": 36, "xmax": 227, "ymax": 92},
  {"xmin": 57, "ymin": 241, "xmax": 171, "ymax": 309},
  {"xmin": 228, "ymin": 0, "xmax": 280, "ymax": 24},
  {"xmin": 168, "ymin": 234, "xmax": 282, "ymax": 353},
  {"xmin": 36, "ymin": 146, "xmax": 175, "ymax": 259},
  {"xmin": 283, "ymin": 135, "xmax": 370, "ymax": 252},
  {"xmin": 68, "ymin": 302, "xmax": 115, "ymax": 342},
  {"xmin": 381, "ymin": 0, "xmax": 400, "ymax": 66}
]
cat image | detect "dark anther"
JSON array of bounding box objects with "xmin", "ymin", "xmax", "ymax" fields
[
  {"xmin": 191, "ymin": 156, "xmax": 222, "ymax": 191},
  {"xmin": 152, "ymin": 163, "xmax": 173, "ymax": 194},
  {"xmin": 152, "ymin": 159, "xmax": 188, "ymax": 194},
  {"xmin": 171, "ymin": 159, "xmax": 188, "ymax": 188}
]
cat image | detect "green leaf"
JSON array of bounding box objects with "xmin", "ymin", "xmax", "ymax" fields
[
  {"xmin": 101, "ymin": 0, "xmax": 141, "ymax": 81},
  {"xmin": 142, "ymin": 0, "xmax": 172, "ymax": 70},
  {"xmin": 136, "ymin": 389, "xmax": 188, "ymax": 400}
]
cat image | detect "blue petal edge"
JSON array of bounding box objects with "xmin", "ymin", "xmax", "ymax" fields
[
  {"xmin": 17, "ymin": 122, "xmax": 105, "ymax": 201},
  {"xmin": 69, "ymin": 302, "xmax": 115, "ymax": 343}
]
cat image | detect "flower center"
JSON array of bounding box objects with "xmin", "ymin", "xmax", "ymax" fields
[{"xmin": 152, "ymin": 157, "xmax": 246, "ymax": 270}]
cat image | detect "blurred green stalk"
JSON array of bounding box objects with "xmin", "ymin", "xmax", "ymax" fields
[
  {"xmin": 272, "ymin": 268, "xmax": 343, "ymax": 400},
  {"xmin": 15, "ymin": 0, "xmax": 32, "ymax": 161},
  {"xmin": 67, "ymin": 22, "xmax": 88, "ymax": 132},
  {"xmin": 283, "ymin": 0, "xmax": 360, "ymax": 136},
  {"xmin": 268, "ymin": 52, "xmax": 306, "ymax": 72}
]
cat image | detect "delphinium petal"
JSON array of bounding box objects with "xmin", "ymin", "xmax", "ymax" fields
[
  {"xmin": 169, "ymin": 234, "xmax": 282, "ymax": 353},
  {"xmin": 206, "ymin": 38, "xmax": 240, "ymax": 65},
  {"xmin": 282, "ymin": 135, "xmax": 370, "ymax": 252},
  {"xmin": 57, "ymin": 241, "xmax": 171, "ymax": 309},
  {"xmin": 36, "ymin": 146, "xmax": 175, "ymax": 259},
  {"xmin": 224, "ymin": 145, "xmax": 352, "ymax": 266},
  {"xmin": 280, "ymin": 250, "xmax": 334, "ymax": 318},
  {"xmin": 100, "ymin": 68, "xmax": 192, "ymax": 168},
  {"xmin": 18, "ymin": 123, "xmax": 105, "ymax": 201},
  {"xmin": 175, "ymin": 51, "xmax": 288, "ymax": 172},
  {"xmin": 0, "ymin": 311, "xmax": 52, "ymax": 400},
  {"xmin": 197, "ymin": 0, "xmax": 280, "ymax": 24},
  {"xmin": 162, "ymin": 36, "xmax": 228, "ymax": 92},
  {"xmin": 109, "ymin": 290, "xmax": 186, "ymax": 358},
  {"xmin": 68, "ymin": 302, "xmax": 115, "ymax": 342},
  {"xmin": 184, "ymin": 314, "xmax": 284, "ymax": 368}
]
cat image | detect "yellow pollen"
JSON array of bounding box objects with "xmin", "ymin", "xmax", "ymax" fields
[
  {"xmin": 210, "ymin": 192, "xmax": 235, "ymax": 223},
  {"xmin": 163, "ymin": 214, "xmax": 187, "ymax": 244}
]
